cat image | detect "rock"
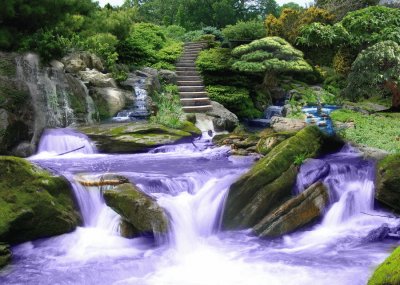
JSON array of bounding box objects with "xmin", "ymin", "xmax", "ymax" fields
[
  {"xmin": 256, "ymin": 134, "xmax": 288, "ymax": 155},
  {"xmin": 79, "ymin": 121, "xmax": 201, "ymax": 153},
  {"xmin": 49, "ymin": 60, "xmax": 64, "ymax": 70},
  {"xmin": 206, "ymin": 101, "xmax": 239, "ymax": 132},
  {"xmin": 0, "ymin": 156, "xmax": 80, "ymax": 244},
  {"xmin": 294, "ymin": 159, "xmax": 330, "ymax": 193},
  {"xmin": 11, "ymin": 141, "xmax": 36, "ymax": 157},
  {"xmin": 79, "ymin": 70, "xmax": 117, "ymax": 88},
  {"xmin": 119, "ymin": 220, "xmax": 139, "ymax": 238},
  {"xmin": 62, "ymin": 52, "xmax": 104, "ymax": 73},
  {"xmin": 0, "ymin": 243, "xmax": 11, "ymax": 268},
  {"xmin": 222, "ymin": 126, "xmax": 332, "ymax": 230},
  {"xmin": 158, "ymin": 69, "xmax": 177, "ymax": 84},
  {"xmin": 376, "ymin": 154, "xmax": 400, "ymax": 213},
  {"xmin": 358, "ymin": 146, "xmax": 389, "ymax": 160},
  {"xmin": 271, "ymin": 116, "xmax": 307, "ymax": 133},
  {"xmin": 363, "ymin": 224, "xmax": 391, "ymax": 243},
  {"xmin": 368, "ymin": 246, "xmax": 400, "ymax": 285},
  {"xmin": 253, "ymin": 182, "xmax": 329, "ymax": 238},
  {"xmin": 91, "ymin": 87, "xmax": 133, "ymax": 117},
  {"xmin": 103, "ymin": 183, "xmax": 169, "ymax": 235}
]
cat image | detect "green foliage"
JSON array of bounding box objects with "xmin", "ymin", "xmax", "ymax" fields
[
  {"xmin": 222, "ymin": 20, "xmax": 266, "ymax": 41},
  {"xmin": 297, "ymin": 23, "xmax": 349, "ymax": 47},
  {"xmin": 151, "ymin": 84, "xmax": 185, "ymax": 128},
  {"xmin": 196, "ymin": 48, "xmax": 232, "ymax": 73},
  {"xmin": 206, "ymin": 85, "xmax": 262, "ymax": 118},
  {"xmin": 265, "ymin": 7, "xmax": 335, "ymax": 45},
  {"xmin": 331, "ymin": 109, "xmax": 400, "ymax": 153},
  {"xmin": 341, "ymin": 6, "xmax": 400, "ymax": 48},
  {"xmin": 294, "ymin": 153, "xmax": 307, "ymax": 166},
  {"xmin": 343, "ymin": 41, "xmax": 400, "ymax": 105},
  {"xmin": 162, "ymin": 25, "xmax": 186, "ymax": 41},
  {"xmin": 82, "ymin": 33, "xmax": 119, "ymax": 67},
  {"xmin": 332, "ymin": 47, "xmax": 355, "ymax": 75},
  {"xmin": 232, "ymin": 37, "xmax": 313, "ymax": 75}
]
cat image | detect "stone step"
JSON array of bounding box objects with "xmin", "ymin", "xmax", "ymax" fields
[
  {"xmin": 180, "ymin": 98, "xmax": 211, "ymax": 106},
  {"xmin": 180, "ymin": 57, "xmax": 197, "ymax": 61},
  {"xmin": 178, "ymin": 59, "xmax": 196, "ymax": 63},
  {"xmin": 179, "ymin": 91, "xmax": 208, "ymax": 97},
  {"xmin": 182, "ymin": 52, "xmax": 201, "ymax": 56},
  {"xmin": 177, "ymin": 76, "xmax": 202, "ymax": 81},
  {"xmin": 184, "ymin": 42, "xmax": 206, "ymax": 46},
  {"xmin": 184, "ymin": 44, "xmax": 205, "ymax": 48},
  {"xmin": 177, "ymin": 80, "xmax": 203, "ymax": 86},
  {"xmin": 176, "ymin": 62, "xmax": 196, "ymax": 68},
  {"xmin": 182, "ymin": 105, "xmax": 213, "ymax": 113},
  {"xmin": 184, "ymin": 48, "xmax": 203, "ymax": 53},
  {"xmin": 176, "ymin": 67, "xmax": 197, "ymax": 72},
  {"xmin": 176, "ymin": 71, "xmax": 198, "ymax": 76},
  {"xmin": 178, "ymin": 86, "xmax": 205, "ymax": 92}
]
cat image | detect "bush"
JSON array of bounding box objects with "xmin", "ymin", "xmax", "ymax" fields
[
  {"xmin": 342, "ymin": 40, "xmax": 400, "ymax": 108},
  {"xmin": 222, "ymin": 20, "xmax": 266, "ymax": 41},
  {"xmin": 83, "ymin": 33, "xmax": 119, "ymax": 67},
  {"xmin": 201, "ymin": 26, "xmax": 224, "ymax": 42},
  {"xmin": 162, "ymin": 25, "xmax": 187, "ymax": 41},
  {"xmin": 151, "ymin": 84, "xmax": 184, "ymax": 128},
  {"xmin": 196, "ymin": 48, "xmax": 232, "ymax": 73},
  {"xmin": 206, "ymin": 85, "xmax": 262, "ymax": 118}
]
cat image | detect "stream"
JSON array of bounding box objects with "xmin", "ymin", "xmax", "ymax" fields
[{"xmin": 0, "ymin": 128, "xmax": 399, "ymax": 285}]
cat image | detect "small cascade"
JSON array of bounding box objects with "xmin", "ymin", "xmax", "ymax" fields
[
  {"xmin": 302, "ymin": 105, "xmax": 339, "ymax": 135},
  {"xmin": 295, "ymin": 145, "xmax": 376, "ymax": 225},
  {"xmin": 36, "ymin": 128, "xmax": 97, "ymax": 156},
  {"xmin": 247, "ymin": 105, "xmax": 283, "ymax": 128},
  {"xmin": 113, "ymin": 78, "xmax": 150, "ymax": 122}
]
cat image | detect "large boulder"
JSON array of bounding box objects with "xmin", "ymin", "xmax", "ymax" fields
[
  {"xmin": 376, "ymin": 154, "xmax": 400, "ymax": 213},
  {"xmin": 0, "ymin": 157, "xmax": 80, "ymax": 244},
  {"xmin": 103, "ymin": 183, "xmax": 169, "ymax": 235},
  {"xmin": 158, "ymin": 69, "xmax": 177, "ymax": 84},
  {"xmin": 79, "ymin": 121, "xmax": 201, "ymax": 153},
  {"xmin": 270, "ymin": 116, "xmax": 307, "ymax": 133},
  {"xmin": 222, "ymin": 126, "xmax": 335, "ymax": 230},
  {"xmin": 368, "ymin": 246, "xmax": 400, "ymax": 285},
  {"xmin": 206, "ymin": 101, "xmax": 239, "ymax": 132},
  {"xmin": 62, "ymin": 52, "xmax": 104, "ymax": 73},
  {"xmin": 79, "ymin": 70, "xmax": 117, "ymax": 88},
  {"xmin": 90, "ymin": 87, "xmax": 133, "ymax": 118},
  {"xmin": 0, "ymin": 243, "xmax": 11, "ymax": 268},
  {"xmin": 253, "ymin": 182, "xmax": 329, "ymax": 238}
]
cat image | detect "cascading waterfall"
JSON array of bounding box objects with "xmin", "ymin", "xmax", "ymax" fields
[
  {"xmin": 113, "ymin": 78, "xmax": 150, "ymax": 122},
  {"xmin": 2, "ymin": 130, "xmax": 399, "ymax": 285},
  {"xmin": 35, "ymin": 128, "xmax": 97, "ymax": 156}
]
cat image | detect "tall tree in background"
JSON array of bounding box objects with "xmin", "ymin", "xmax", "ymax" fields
[{"xmin": 315, "ymin": 0, "xmax": 380, "ymax": 20}]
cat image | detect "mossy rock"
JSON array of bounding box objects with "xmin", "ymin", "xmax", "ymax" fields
[
  {"xmin": 368, "ymin": 246, "xmax": 400, "ymax": 285},
  {"xmin": 0, "ymin": 243, "xmax": 11, "ymax": 268},
  {"xmin": 103, "ymin": 183, "xmax": 169, "ymax": 235},
  {"xmin": 222, "ymin": 126, "xmax": 339, "ymax": 230},
  {"xmin": 253, "ymin": 182, "xmax": 329, "ymax": 238},
  {"xmin": 0, "ymin": 157, "xmax": 80, "ymax": 244},
  {"xmin": 79, "ymin": 121, "xmax": 200, "ymax": 153},
  {"xmin": 376, "ymin": 154, "xmax": 400, "ymax": 213},
  {"xmin": 0, "ymin": 53, "xmax": 16, "ymax": 77}
]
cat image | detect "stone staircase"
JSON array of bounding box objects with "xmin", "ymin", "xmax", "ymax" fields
[{"xmin": 176, "ymin": 42, "xmax": 212, "ymax": 113}]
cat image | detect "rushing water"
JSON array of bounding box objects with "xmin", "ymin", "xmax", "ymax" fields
[{"xmin": 1, "ymin": 129, "xmax": 399, "ymax": 285}]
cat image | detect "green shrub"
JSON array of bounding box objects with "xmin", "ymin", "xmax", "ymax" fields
[
  {"xmin": 222, "ymin": 20, "xmax": 266, "ymax": 41},
  {"xmin": 206, "ymin": 85, "xmax": 261, "ymax": 118},
  {"xmin": 162, "ymin": 25, "xmax": 186, "ymax": 41},
  {"xmin": 182, "ymin": 30, "xmax": 204, "ymax": 42},
  {"xmin": 201, "ymin": 26, "xmax": 224, "ymax": 42},
  {"xmin": 196, "ymin": 48, "xmax": 232, "ymax": 73},
  {"xmin": 83, "ymin": 33, "xmax": 119, "ymax": 67},
  {"xmin": 151, "ymin": 84, "xmax": 184, "ymax": 128}
]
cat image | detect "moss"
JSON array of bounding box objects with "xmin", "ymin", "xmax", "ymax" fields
[
  {"xmin": 103, "ymin": 183, "xmax": 168, "ymax": 235},
  {"xmin": 368, "ymin": 247, "xmax": 400, "ymax": 285},
  {"xmin": 0, "ymin": 81, "xmax": 30, "ymax": 113},
  {"xmin": 0, "ymin": 56, "xmax": 16, "ymax": 77},
  {"xmin": 376, "ymin": 154, "xmax": 400, "ymax": 213},
  {"xmin": 222, "ymin": 126, "xmax": 336, "ymax": 230},
  {"xmin": 79, "ymin": 122, "xmax": 198, "ymax": 153},
  {"xmin": 0, "ymin": 157, "xmax": 80, "ymax": 244},
  {"xmin": 0, "ymin": 243, "xmax": 11, "ymax": 268},
  {"xmin": 69, "ymin": 92, "xmax": 87, "ymax": 117}
]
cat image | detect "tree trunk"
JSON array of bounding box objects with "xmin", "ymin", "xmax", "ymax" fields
[{"xmin": 385, "ymin": 81, "xmax": 400, "ymax": 110}]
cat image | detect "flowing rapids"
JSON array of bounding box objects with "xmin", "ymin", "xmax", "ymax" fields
[{"xmin": 0, "ymin": 130, "xmax": 399, "ymax": 285}]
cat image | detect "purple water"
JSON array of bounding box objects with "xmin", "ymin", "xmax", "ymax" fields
[{"xmin": 0, "ymin": 130, "xmax": 398, "ymax": 285}]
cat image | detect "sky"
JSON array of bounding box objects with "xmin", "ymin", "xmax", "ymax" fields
[{"xmin": 98, "ymin": 0, "xmax": 311, "ymax": 8}]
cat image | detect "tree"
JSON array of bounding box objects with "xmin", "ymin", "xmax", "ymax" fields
[
  {"xmin": 265, "ymin": 7, "xmax": 334, "ymax": 45},
  {"xmin": 343, "ymin": 41, "xmax": 400, "ymax": 110},
  {"xmin": 231, "ymin": 36, "xmax": 313, "ymax": 86},
  {"xmin": 315, "ymin": 0, "xmax": 380, "ymax": 20}
]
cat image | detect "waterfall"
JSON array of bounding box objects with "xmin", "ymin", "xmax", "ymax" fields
[
  {"xmin": 36, "ymin": 128, "xmax": 97, "ymax": 156},
  {"xmin": 265, "ymin": 105, "xmax": 283, "ymax": 120},
  {"xmin": 113, "ymin": 78, "xmax": 149, "ymax": 122},
  {"xmin": 295, "ymin": 145, "xmax": 376, "ymax": 226}
]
